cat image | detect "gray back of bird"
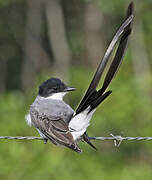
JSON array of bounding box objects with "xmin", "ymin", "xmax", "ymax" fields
[{"xmin": 30, "ymin": 96, "xmax": 74, "ymax": 124}]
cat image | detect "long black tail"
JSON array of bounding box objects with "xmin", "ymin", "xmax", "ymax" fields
[{"xmin": 75, "ymin": 2, "xmax": 134, "ymax": 149}]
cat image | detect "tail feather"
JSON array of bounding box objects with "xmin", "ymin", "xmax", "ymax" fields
[
  {"xmin": 65, "ymin": 144, "xmax": 82, "ymax": 153},
  {"xmin": 89, "ymin": 90, "xmax": 112, "ymax": 113},
  {"xmin": 76, "ymin": 2, "xmax": 134, "ymax": 115},
  {"xmin": 74, "ymin": 2, "xmax": 134, "ymax": 149},
  {"xmin": 76, "ymin": 11, "xmax": 133, "ymax": 115}
]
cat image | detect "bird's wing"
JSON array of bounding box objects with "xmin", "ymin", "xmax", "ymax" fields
[
  {"xmin": 30, "ymin": 110, "xmax": 81, "ymax": 153},
  {"xmin": 75, "ymin": 2, "xmax": 134, "ymax": 115}
]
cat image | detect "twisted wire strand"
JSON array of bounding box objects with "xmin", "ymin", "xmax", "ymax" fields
[
  {"xmin": 89, "ymin": 134, "xmax": 152, "ymax": 147},
  {"xmin": 89, "ymin": 136, "xmax": 152, "ymax": 141},
  {"xmin": 1, "ymin": 135, "xmax": 152, "ymax": 142},
  {"xmin": 0, "ymin": 136, "xmax": 43, "ymax": 140}
]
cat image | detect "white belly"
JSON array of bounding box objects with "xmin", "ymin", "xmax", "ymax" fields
[{"xmin": 25, "ymin": 113, "xmax": 32, "ymax": 126}]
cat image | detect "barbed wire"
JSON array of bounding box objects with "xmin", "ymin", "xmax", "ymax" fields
[
  {"xmin": 0, "ymin": 136, "xmax": 42, "ymax": 140},
  {"xmin": 1, "ymin": 134, "xmax": 152, "ymax": 147},
  {"xmin": 89, "ymin": 134, "xmax": 152, "ymax": 147}
]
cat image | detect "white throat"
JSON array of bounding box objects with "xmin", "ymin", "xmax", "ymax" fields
[{"xmin": 45, "ymin": 92, "xmax": 67, "ymax": 100}]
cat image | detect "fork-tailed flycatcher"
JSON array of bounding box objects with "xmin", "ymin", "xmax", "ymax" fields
[{"xmin": 25, "ymin": 2, "xmax": 134, "ymax": 153}]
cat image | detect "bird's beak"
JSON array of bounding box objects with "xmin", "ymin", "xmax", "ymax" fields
[{"xmin": 65, "ymin": 87, "xmax": 76, "ymax": 92}]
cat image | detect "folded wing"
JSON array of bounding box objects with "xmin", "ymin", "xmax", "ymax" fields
[{"xmin": 30, "ymin": 110, "xmax": 81, "ymax": 153}]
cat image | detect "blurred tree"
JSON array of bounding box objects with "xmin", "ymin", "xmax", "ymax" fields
[
  {"xmin": 130, "ymin": 4, "xmax": 152, "ymax": 128},
  {"xmin": 0, "ymin": 60, "xmax": 7, "ymax": 91},
  {"xmin": 21, "ymin": 0, "xmax": 51, "ymax": 90},
  {"xmin": 45, "ymin": 0, "xmax": 71, "ymax": 82},
  {"xmin": 84, "ymin": 1, "xmax": 105, "ymax": 68}
]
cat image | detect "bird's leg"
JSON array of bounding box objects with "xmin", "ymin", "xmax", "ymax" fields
[
  {"xmin": 43, "ymin": 138, "xmax": 48, "ymax": 144},
  {"xmin": 83, "ymin": 132, "xmax": 97, "ymax": 150}
]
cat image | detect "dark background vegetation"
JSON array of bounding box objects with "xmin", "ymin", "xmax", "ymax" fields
[{"xmin": 0, "ymin": 0, "xmax": 152, "ymax": 179}]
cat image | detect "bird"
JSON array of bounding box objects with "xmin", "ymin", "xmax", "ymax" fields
[{"xmin": 25, "ymin": 2, "xmax": 134, "ymax": 153}]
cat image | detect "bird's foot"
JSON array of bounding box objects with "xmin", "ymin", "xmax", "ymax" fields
[{"xmin": 43, "ymin": 138, "xmax": 48, "ymax": 144}]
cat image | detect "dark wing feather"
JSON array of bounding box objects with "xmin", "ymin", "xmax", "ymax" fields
[
  {"xmin": 31, "ymin": 111, "xmax": 81, "ymax": 153},
  {"xmin": 50, "ymin": 119, "xmax": 69, "ymax": 133},
  {"xmin": 43, "ymin": 118, "xmax": 81, "ymax": 152}
]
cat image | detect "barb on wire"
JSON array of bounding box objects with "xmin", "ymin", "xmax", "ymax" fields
[
  {"xmin": 89, "ymin": 134, "xmax": 152, "ymax": 147},
  {"xmin": 110, "ymin": 134, "xmax": 123, "ymax": 147},
  {"xmin": 1, "ymin": 134, "xmax": 152, "ymax": 147}
]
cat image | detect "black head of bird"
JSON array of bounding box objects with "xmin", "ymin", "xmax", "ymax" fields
[{"xmin": 38, "ymin": 78, "xmax": 76, "ymax": 98}]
